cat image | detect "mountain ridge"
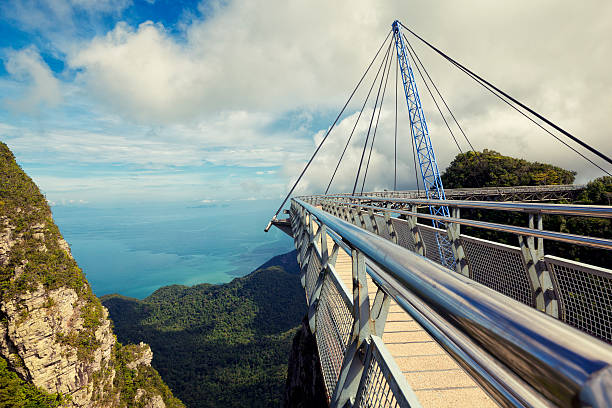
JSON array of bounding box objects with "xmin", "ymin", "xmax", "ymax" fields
[{"xmin": 101, "ymin": 250, "xmax": 306, "ymax": 408}]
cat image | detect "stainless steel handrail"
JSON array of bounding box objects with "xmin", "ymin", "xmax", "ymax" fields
[
  {"xmin": 307, "ymin": 195, "xmax": 612, "ymax": 218},
  {"xmin": 317, "ymin": 199, "xmax": 612, "ymax": 250},
  {"xmin": 295, "ymin": 198, "xmax": 612, "ymax": 408},
  {"xmin": 322, "ymin": 184, "xmax": 585, "ymax": 198}
]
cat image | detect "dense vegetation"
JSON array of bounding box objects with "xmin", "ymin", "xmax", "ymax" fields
[
  {"xmin": 441, "ymin": 149, "xmax": 576, "ymax": 188},
  {"xmin": 102, "ymin": 251, "xmax": 305, "ymax": 408},
  {"xmin": 0, "ymin": 356, "xmax": 64, "ymax": 407},
  {"xmin": 110, "ymin": 343, "xmax": 184, "ymax": 408},
  {"xmin": 439, "ymin": 151, "xmax": 611, "ymax": 267}
]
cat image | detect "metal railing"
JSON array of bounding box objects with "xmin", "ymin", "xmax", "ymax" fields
[
  {"xmin": 323, "ymin": 184, "xmax": 585, "ymax": 202},
  {"xmin": 290, "ymin": 202, "xmax": 422, "ymax": 408},
  {"xmin": 291, "ymin": 198, "xmax": 612, "ymax": 407},
  {"xmin": 307, "ymin": 194, "xmax": 612, "ymax": 342}
]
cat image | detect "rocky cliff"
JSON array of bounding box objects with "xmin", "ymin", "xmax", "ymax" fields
[
  {"xmin": 0, "ymin": 142, "xmax": 183, "ymax": 407},
  {"xmin": 284, "ymin": 317, "xmax": 327, "ymax": 408}
]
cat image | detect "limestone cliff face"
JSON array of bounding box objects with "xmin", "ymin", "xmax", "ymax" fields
[{"xmin": 0, "ymin": 142, "xmax": 182, "ymax": 407}]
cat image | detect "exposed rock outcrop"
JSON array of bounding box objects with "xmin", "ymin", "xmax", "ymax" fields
[
  {"xmin": 0, "ymin": 285, "xmax": 115, "ymax": 405},
  {"xmin": 0, "ymin": 142, "xmax": 183, "ymax": 407}
]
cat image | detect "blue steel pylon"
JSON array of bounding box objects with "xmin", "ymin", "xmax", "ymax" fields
[{"xmin": 392, "ymin": 20, "xmax": 456, "ymax": 269}]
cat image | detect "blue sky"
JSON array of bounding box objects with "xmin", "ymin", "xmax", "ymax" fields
[{"xmin": 1, "ymin": 0, "xmax": 610, "ymax": 207}]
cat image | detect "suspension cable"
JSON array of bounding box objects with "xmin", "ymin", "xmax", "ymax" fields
[
  {"xmin": 361, "ymin": 49, "xmax": 394, "ymax": 194},
  {"xmin": 326, "ymin": 36, "xmax": 394, "ymax": 194},
  {"xmin": 403, "ymin": 33, "xmax": 477, "ymax": 152},
  {"xmin": 399, "ymin": 21, "xmax": 612, "ymax": 171},
  {"xmin": 449, "ymin": 55, "xmax": 611, "ymax": 176},
  {"xmin": 268, "ymin": 30, "xmax": 393, "ymax": 225},
  {"xmin": 353, "ymin": 40, "xmax": 394, "ymax": 195},
  {"xmin": 403, "ymin": 36, "xmax": 463, "ymax": 154}
]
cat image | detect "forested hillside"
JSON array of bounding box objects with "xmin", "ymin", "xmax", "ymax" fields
[
  {"xmin": 440, "ymin": 150, "xmax": 611, "ymax": 267},
  {"xmin": 102, "ymin": 251, "xmax": 305, "ymax": 408},
  {"xmin": 441, "ymin": 149, "xmax": 576, "ymax": 188}
]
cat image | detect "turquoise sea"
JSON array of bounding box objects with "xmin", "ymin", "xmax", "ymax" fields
[{"xmin": 51, "ymin": 200, "xmax": 293, "ymax": 299}]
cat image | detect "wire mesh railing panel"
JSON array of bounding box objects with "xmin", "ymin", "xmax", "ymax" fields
[
  {"xmin": 355, "ymin": 337, "xmax": 417, "ymax": 408},
  {"xmin": 315, "ymin": 273, "xmax": 354, "ymax": 398},
  {"xmin": 462, "ymin": 236, "xmax": 534, "ymax": 306},
  {"xmin": 357, "ymin": 363, "xmax": 395, "ymax": 408},
  {"xmin": 416, "ymin": 224, "xmax": 445, "ymax": 265},
  {"xmin": 390, "ymin": 218, "xmax": 416, "ymax": 252},
  {"xmin": 546, "ymin": 256, "xmax": 612, "ymax": 343},
  {"xmin": 374, "ymin": 214, "xmax": 392, "ymax": 241},
  {"xmin": 305, "ymin": 249, "xmax": 322, "ymax": 302}
]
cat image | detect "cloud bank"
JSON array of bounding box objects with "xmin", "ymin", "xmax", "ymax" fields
[{"xmin": 1, "ymin": 0, "xmax": 610, "ymax": 204}]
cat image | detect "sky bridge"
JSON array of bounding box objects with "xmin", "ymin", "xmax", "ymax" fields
[
  {"xmin": 268, "ymin": 19, "xmax": 612, "ymax": 408},
  {"xmin": 273, "ymin": 193, "xmax": 612, "ymax": 407}
]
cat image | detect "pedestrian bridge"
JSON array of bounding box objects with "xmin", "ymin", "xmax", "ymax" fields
[{"xmin": 272, "ymin": 188, "xmax": 612, "ymax": 407}]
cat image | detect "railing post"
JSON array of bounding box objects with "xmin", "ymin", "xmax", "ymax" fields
[
  {"xmin": 351, "ymin": 249, "xmax": 371, "ymax": 343},
  {"xmin": 368, "ymin": 209, "xmax": 379, "ymax": 235},
  {"xmin": 295, "ymin": 207, "xmax": 305, "ymax": 263},
  {"xmin": 330, "ymin": 249, "xmax": 372, "ymax": 408},
  {"xmin": 519, "ymin": 213, "xmax": 559, "ymax": 317},
  {"xmin": 358, "ymin": 211, "xmax": 368, "ymax": 230},
  {"xmin": 350, "ymin": 208, "xmax": 357, "ymax": 225},
  {"xmin": 447, "ymin": 208, "xmax": 469, "ymax": 277},
  {"xmin": 384, "ymin": 211, "xmax": 398, "ymax": 244},
  {"xmin": 308, "ymin": 225, "xmax": 329, "ymax": 333},
  {"xmin": 407, "ymin": 205, "xmax": 425, "ymax": 256},
  {"xmin": 370, "ymin": 287, "xmax": 391, "ymax": 335}
]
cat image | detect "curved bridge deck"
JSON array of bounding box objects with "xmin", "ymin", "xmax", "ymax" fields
[
  {"xmin": 285, "ymin": 194, "xmax": 612, "ymax": 407},
  {"xmin": 328, "ymin": 233, "xmax": 495, "ymax": 407}
]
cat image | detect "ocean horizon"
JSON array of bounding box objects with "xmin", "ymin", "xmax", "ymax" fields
[{"xmin": 51, "ymin": 199, "xmax": 293, "ymax": 299}]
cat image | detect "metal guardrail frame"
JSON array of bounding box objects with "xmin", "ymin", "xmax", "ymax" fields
[
  {"xmin": 315, "ymin": 199, "xmax": 612, "ymax": 249},
  {"xmin": 315, "ymin": 194, "xmax": 612, "ymax": 218},
  {"xmin": 289, "ymin": 201, "xmax": 421, "ymax": 408},
  {"xmin": 317, "ymin": 197, "xmax": 612, "ymax": 339},
  {"xmin": 324, "ymin": 184, "xmax": 586, "ymax": 202},
  {"xmin": 294, "ymin": 198, "xmax": 612, "ymax": 407},
  {"xmin": 354, "ymin": 335, "xmax": 421, "ymax": 408}
]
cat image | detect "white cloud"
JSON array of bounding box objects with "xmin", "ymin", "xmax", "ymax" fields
[
  {"xmin": 4, "ymin": 46, "xmax": 62, "ymax": 113},
  {"xmin": 67, "ymin": 1, "xmax": 392, "ymax": 123},
  {"xmin": 3, "ymin": 0, "xmax": 611, "ymax": 204}
]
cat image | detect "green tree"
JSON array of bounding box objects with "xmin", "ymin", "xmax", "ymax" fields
[{"xmin": 441, "ymin": 149, "xmax": 576, "ymax": 188}]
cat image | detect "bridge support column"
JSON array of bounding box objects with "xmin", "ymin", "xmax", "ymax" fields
[
  {"xmin": 448, "ymin": 208, "xmax": 469, "ymax": 277},
  {"xmin": 519, "ymin": 213, "xmax": 559, "ymax": 317}
]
